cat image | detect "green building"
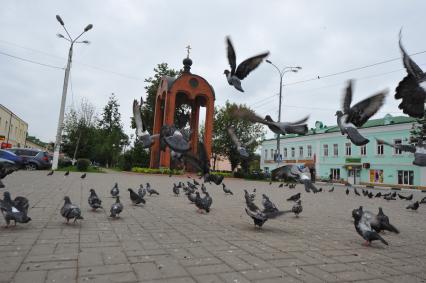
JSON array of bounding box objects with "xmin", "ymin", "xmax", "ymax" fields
[{"xmin": 260, "ymin": 114, "xmax": 425, "ymax": 188}]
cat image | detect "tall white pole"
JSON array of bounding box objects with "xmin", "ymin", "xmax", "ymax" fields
[{"xmin": 52, "ymin": 45, "xmax": 73, "ymax": 170}]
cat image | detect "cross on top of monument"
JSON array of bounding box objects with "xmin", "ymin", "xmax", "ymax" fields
[{"xmin": 186, "ymin": 45, "xmax": 191, "ymax": 58}]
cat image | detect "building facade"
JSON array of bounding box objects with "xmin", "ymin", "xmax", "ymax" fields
[
  {"xmin": 260, "ymin": 114, "xmax": 426, "ymax": 188},
  {"xmin": 0, "ymin": 104, "xmax": 28, "ymax": 148}
]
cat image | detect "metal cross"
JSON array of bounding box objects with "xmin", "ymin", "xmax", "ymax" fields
[{"xmin": 185, "ymin": 45, "xmax": 191, "ymax": 58}]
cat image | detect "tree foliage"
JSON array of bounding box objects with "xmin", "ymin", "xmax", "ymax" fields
[
  {"xmin": 212, "ymin": 101, "xmax": 265, "ymax": 171},
  {"xmin": 410, "ymin": 111, "xmax": 426, "ymax": 143}
]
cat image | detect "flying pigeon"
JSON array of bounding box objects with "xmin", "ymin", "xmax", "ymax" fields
[
  {"xmin": 47, "ymin": 170, "xmax": 54, "ymax": 176},
  {"xmin": 146, "ymin": 183, "xmax": 159, "ymax": 196},
  {"xmin": 111, "ymin": 183, "xmax": 119, "ymax": 197},
  {"xmin": 172, "ymin": 183, "xmax": 180, "ymax": 196},
  {"xmin": 377, "ymin": 138, "xmax": 426, "ymax": 166},
  {"xmin": 110, "ymin": 196, "xmax": 123, "ymax": 218},
  {"xmin": 227, "ymin": 126, "xmax": 255, "ymax": 158},
  {"xmin": 222, "ymin": 183, "xmax": 233, "ymax": 195},
  {"xmin": 271, "ymin": 165, "xmax": 318, "ymax": 193},
  {"xmin": 64, "ymin": 170, "xmax": 70, "ymax": 176},
  {"xmin": 224, "ymin": 36, "xmax": 269, "ymax": 92},
  {"xmin": 163, "ymin": 127, "xmax": 190, "ymax": 154},
  {"xmin": 0, "ymin": 192, "xmax": 31, "ymax": 227},
  {"xmin": 128, "ymin": 188, "xmax": 146, "ymax": 205},
  {"xmin": 80, "ymin": 173, "xmax": 86, "ymax": 179},
  {"xmin": 133, "ymin": 99, "xmax": 159, "ymax": 148},
  {"xmin": 406, "ymin": 201, "xmax": 419, "ymax": 210},
  {"xmin": 395, "ymin": 30, "xmax": 426, "ymax": 118},
  {"xmin": 138, "ymin": 184, "xmax": 146, "ymax": 199},
  {"xmin": 60, "ymin": 196, "xmax": 83, "ymax": 224},
  {"xmin": 352, "ymin": 206, "xmax": 388, "ymax": 246},
  {"xmin": 286, "ymin": 192, "xmax": 301, "ymax": 202},
  {"xmin": 291, "ymin": 200, "xmax": 303, "ymax": 217},
  {"xmin": 336, "ymin": 80, "xmax": 387, "ymax": 146},
  {"xmin": 232, "ymin": 107, "xmax": 309, "ymax": 135},
  {"xmin": 88, "ymin": 189, "xmax": 102, "ymax": 210},
  {"xmin": 328, "ymin": 186, "xmax": 334, "ymax": 192}
]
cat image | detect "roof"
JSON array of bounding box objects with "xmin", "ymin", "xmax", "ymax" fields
[{"xmin": 262, "ymin": 115, "xmax": 417, "ymax": 142}]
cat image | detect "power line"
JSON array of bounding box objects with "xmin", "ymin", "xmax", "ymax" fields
[{"xmin": 0, "ymin": 50, "xmax": 64, "ymax": 70}]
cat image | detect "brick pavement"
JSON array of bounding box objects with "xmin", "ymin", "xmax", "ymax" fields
[{"xmin": 0, "ymin": 171, "xmax": 425, "ymax": 283}]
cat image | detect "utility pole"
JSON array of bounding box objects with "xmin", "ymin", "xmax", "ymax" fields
[
  {"xmin": 51, "ymin": 15, "xmax": 92, "ymax": 170},
  {"xmin": 265, "ymin": 60, "xmax": 301, "ymax": 167}
]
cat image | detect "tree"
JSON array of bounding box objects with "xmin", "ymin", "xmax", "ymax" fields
[
  {"xmin": 213, "ymin": 101, "xmax": 265, "ymax": 172},
  {"xmin": 410, "ymin": 111, "xmax": 426, "ymax": 143}
]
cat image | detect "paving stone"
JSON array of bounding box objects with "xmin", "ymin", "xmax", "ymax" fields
[
  {"xmin": 186, "ymin": 264, "xmax": 233, "ymax": 276},
  {"xmin": 46, "ymin": 268, "xmax": 76, "ymax": 283},
  {"xmin": 13, "ymin": 271, "xmax": 47, "ymax": 283}
]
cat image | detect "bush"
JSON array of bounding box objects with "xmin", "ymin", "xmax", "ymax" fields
[
  {"xmin": 131, "ymin": 167, "xmax": 183, "ymax": 175},
  {"xmin": 58, "ymin": 158, "xmax": 73, "ymax": 168},
  {"xmin": 76, "ymin": 158, "xmax": 91, "ymax": 171}
]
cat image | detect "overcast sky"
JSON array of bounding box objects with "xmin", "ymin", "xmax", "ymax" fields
[{"xmin": 1, "ymin": 1, "xmax": 425, "ymax": 143}]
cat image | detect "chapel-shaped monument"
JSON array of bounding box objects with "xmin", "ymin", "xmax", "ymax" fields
[{"xmin": 149, "ymin": 53, "xmax": 215, "ymax": 170}]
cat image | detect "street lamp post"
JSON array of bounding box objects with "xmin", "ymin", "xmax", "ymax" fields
[
  {"xmin": 265, "ymin": 60, "xmax": 301, "ymax": 166},
  {"xmin": 52, "ymin": 15, "xmax": 93, "ymax": 170}
]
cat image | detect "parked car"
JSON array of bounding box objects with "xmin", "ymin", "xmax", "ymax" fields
[
  {"xmin": 0, "ymin": 149, "xmax": 25, "ymax": 168},
  {"xmin": 6, "ymin": 148, "xmax": 51, "ymax": 170}
]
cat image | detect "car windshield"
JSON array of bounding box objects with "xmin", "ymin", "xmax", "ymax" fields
[{"xmin": 0, "ymin": 149, "xmax": 17, "ymax": 156}]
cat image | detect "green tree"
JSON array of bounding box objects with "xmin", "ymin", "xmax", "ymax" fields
[
  {"xmin": 213, "ymin": 101, "xmax": 265, "ymax": 172},
  {"xmin": 410, "ymin": 111, "xmax": 426, "ymax": 143}
]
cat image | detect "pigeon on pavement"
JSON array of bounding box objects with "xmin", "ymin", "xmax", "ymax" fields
[
  {"xmin": 0, "ymin": 192, "xmax": 31, "ymax": 227},
  {"xmin": 128, "ymin": 188, "xmax": 145, "ymax": 205},
  {"xmin": 60, "ymin": 196, "xmax": 83, "ymax": 224},
  {"xmin": 172, "ymin": 183, "xmax": 180, "ymax": 196},
  {"xmin": 286, "ymin": 193, "xmax": 301, "ymax": 202},
  {"xmin": 47, "ymin": 170, "xmax": 54, "ymax": 176},
  {"xmin": 406, "ymin": 201, "xmax": 420, "ymax": 210},
  {"xmin": 271, "ymin": 165, "xmax": 318, "ymax": 193},
  {"xmin": 111, "ymin": 183, "xmax": 119, "ymax": 197},
  {"xmin": 146, "ymin": 183, "xmax": 159, "ymax": 196},
  {"xmin": 110, "ymin": 196, "xmax": 123, "ymax": 218},
  {"xmin": 352, "ymin": 206, "xmax": 389, "ymax": 246},
  {"xmin": 64, "ymin": 170, "xmax": 70, "ymax": 176},
  {"xmin": 88, "ymin": 189, "xmax": 102, "ymax": 210},
  {"xmin": 222, "ymin": 183, "xmax": 233, "ymax": 195},
  {"xmin": 80, "ymin": 173, "xmax": 86, "ymax": 179},
  {"xmin": 292, "ymin": 200, "xmax": 303, "ymax": 217},
  {"xmin": 138, "ymin": 184, "xmax": 146, "ymax": 199}
]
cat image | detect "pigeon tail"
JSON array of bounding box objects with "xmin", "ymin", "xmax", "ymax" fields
[
  {"xmin": 382, "ymin": 223, "xmax": 399, "ymax": 234},
  {"xmin": 345, "ymin": 127, "xmax": 369, "ymax": 146}
]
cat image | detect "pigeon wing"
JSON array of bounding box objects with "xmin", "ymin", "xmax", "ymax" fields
[
  {"xmin": 226, "ymin": 36, "xmax": 237, "ymax": 75},
  {"xmin": 227, "ymin": 127, "xmax": 241, "ymax": 148},
  {"xmin": 133, "ymin": 99, "xmax": 146, "ymax": 135},
  {"xmin": 232, "ymin": 108, "xmax": 271, "ymax": 126},
  {"xmin": 399, "ymin": 31, "xmax": 425, "ymax": 81},
  {"xmin": 235, "ymin": 52, "xmax": 270, "ymax": 80},
  {"xmin": 347, "ymin": 91, "xmax": 387, "ymax": 127},
  {"xmin": 395, "ymin": 75, "xmax": 425, "ymax": 118},
  {"xmin": 342, "ymin": 80, "xmax": 353, "ymax": 113}
]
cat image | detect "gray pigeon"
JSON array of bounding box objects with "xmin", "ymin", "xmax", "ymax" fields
[
  {"xmin": 336, "ymin": 80, "xmax": 387, "ymax": 146},
  {"xmin": 111, "ymin": 183, "xmax": 119, "ymax": 197},
  {"xmin": 0, "ymin": 158, "xmax": 16, "ymax": 188},
  {"xmin": 378, "ymin": 138, "xmax": 426, "ymax": 166},
  {"xmin": 222, "ymin": 183, "xmax": 233, "ymax": 195},
  {"xmin": 420, "ymin": 196, "xmax": 426, "ymax": 204},
  {"xmin": 133, "ymin": 99, "xmax": 159, "ymax": 148},
  {"xmin": 88, "ymin": 189, "xmax": 102, "ymax": 210},
  {"xmin": 224, "ymin": 36, "xmax": 269, "ymax": 92},
  {"xmin": 172, "ymin": 184, "xmax": 180, "ymax": 196},
  {"xmin": 227, "ymin": 126, "xmax": 255, "ymax": 158},
  {"xmin": 128, "ymin": 188, "xmax": 145, "ymax": 205},
  {"xmin": 110, "ymin": 196, "xmax": 123, "ymax": 218},
  {"xmin": 146, "ymin": 183, "xmax": 159, "ymax": 196},
  {"xmin": 286, "ymin": 192, "xmax": 301, "ymax": 202},
  {"xmin": 47, "ymin": 170, "xmax": 54, "ymax": 176},
  {"xmin": 292, "ymin": 200, "xmax": 303, "ymax": 217},
  {"xmin": 395, "ymin": 30, "xmax": 426, "ymax": 118},
  {"xmin": 164, "ymin": 128, "xmax": 190, "ymax": 153},
  {"xmin": 138, "ymin": 184, "xmax": 146, "ymax": 198},
  {"xmin": 271, "ymin": 165, "xmax": 318, "ymax": 193},
  {"xmin": 0, "ymin": 192, "xmax": 31, "ymax": 227},
  {"xmin": 60, "ymin": 196, "xmax": 83, "ymax": 224},
  {"xmin": 406, "ymin": 201, "xmax": 419, "ymax": 210},
  {"xmin": 352, "ymin": 206, "xmax": 388, "ymax": 246},
  {"xmin": 244, "ymin": 189, "xmax": 259, "ymax": 212}
]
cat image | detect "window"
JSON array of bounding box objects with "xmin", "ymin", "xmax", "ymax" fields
[
  {"xmin": 264, "ymin": 149, "xmax": 267, "ymax": 160},
  {"xmin": 307, "ymin": 145, "xmax": 312, "ymax": 157},
  {"xmin": 264, "ymin": 167, "xmax": 269, "ymax": 173},
  {"xmin": 345, "ymin": 143, "xmax": 351, "ymax": 156},
  {"xmin": 377, "ymin": 140, "xmax": 384, "ymax": 155},
  {"xmin": 394, "ymin": 139, "xmax": 402, "ymax": 155},
  {"xmin": 369, "ymin": 170, "xmax": 384, "ymax": 183},
  {"xmin": 360, "ymin": 145, "xmax": 366, "ymax": 156},
  {"xmin": 291, "ymin": 147, "xmax": 295, "ymax": 158},
  {"xmin": 323, "ymin": 144, "xmax": 328, "ymax": 157},
  {"xmin": 299, "ymin": 146, "xmax": 303, "ymax": 157},
  {"xmin": 333, "ymin": 144, "xmax": 338, "ymax": 156},
  {"xmin": 283, "ymin": 148, "xmax": 287, "ymax": 158},
  {"xmin": 270, "ymin": 149, "xmax": 274, "ymax": 159},
  {"xmin": 398, "ymin": 170, "xmax": 414, "ymax": 185},
  {"xmin": 330, "ymin": 168, "xmax": 340, "ymax": 180}
]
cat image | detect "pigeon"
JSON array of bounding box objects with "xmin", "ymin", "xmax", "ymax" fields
[
  {"xmin": 291, "ymin": 200, "xmax": 303, "ymax": 217},
  {"xmin": 398, "ymin": 193, "xmax": 408, "ymax": 200},
  {"xmin": 318, "ymin": 187, "xmax": 323, "ymax": 193},
  {"xmin": 138, "ymin": 184, "xmax": 146, "ymax": 199},
  {"xmin": 47, "ymin": 170, "xmax": 54, "ymax": 176},
  {"xmin": 0, "ymin": 159, "xmax": 16, "ymax": 188},
  {"xmin": 0, "ymin": 192, "xmax": 31, "ymax": 227},
  {"xmin": 133, "ymin": 99, "xmax": 160, "ymax": 148},
  {"xmin": 375, "ymin": 192, "xmax": 382, "ymax": 198},
  {"xmin": 193, "ymin": 179, "xmax": 200, "ymax": 186},
  {"xmin": 377, "ymin": 138, "xmax": 426, "ymax": 166},
  {"xmin": 286, "ymin": 193, "xmax": 301, "ymax": 202},
  {"xmin": 406, "ymin": 201, "xmax": 419, "ymax": 210},
  {"xmin": 227, "ymin": 126, "xmax": 255, "ymax": 158},
  {"xmin": 395, "ymin": 30, "xmax": 426, "ymax": 118},
  {"xmin": 200, "ymin": 183, "xmax": 207, "ymax": 194},
  {"xmin": 80, "ymin": 173, "xmax": 86, "ymax": 179},
  {"xmin": 187, "ymin": 192, "xmax": 197, "ymax": 203},
  {"xmin": 261, "ymin": 194, "xmax": 279, "ymax": 214},
  {"xmin": 362, "ymin": 189, "xmax": 368, "ymax": 196},
  {"xmin": 391, "ymin": 191, "xmax": 397, "ymax": 198},
  {"xmin": 232, "ymin": 107, "xmax": 309, "ymax": 135},
  {"xmin": 245, "ymin": 208, "xmax": 268, "ymax": 227},
  {"xmin": 128, "ymin": 188, "xmax": 145, "ymax": 205},
  {"xmin": 224, "ymin": 36, "xmax": 269, "ymax": 92},
  {"xmin": 146, "ymin": 183, "xmax": 159, "ymax": 196},
  {"xmin": 64, "ymin": 170, "xmax": 70, "ymax": 176},
  {"xmin": 271, "ymin": 165, "xmax": 318, "ymax": 193},
  {"xmin": 222, "ymin": 183, "xmax": 233, "ymax": 195},
  {"xmin": 384, "ymin": 194, "xmax": 396, "ymax": 201},
  {"xmin": 111, "ymin": 183, "xmax": 119, "ymax": 197},
  {"xmin": 376, "ymin": 207, "xmax": 399, "ymax": 234},
  {"xmin": 200, "ymin": 191, "xmax": 213, "ymax": 213},
  {"xmin": 250, "ymin": 188, "xmax": 256, "ymax": 201},
  {"xmin": 352, "ymin": 206, "xmax": 389, "ymax": 246},
  {"xmin": 354, "ymin": 188, "xmax": 361, "ymax": 196},
  {"xmin": 368, "ymin": 192, "xmax": 373, "ymax": 199},
  {"xmin": 60, "ymin": 196, "xmax": 83, "ymax": 224},
  {"xmin": 278, "ymin": 183, "xmax": 284, "ymax": 188},
  {"xmin": 346, "ymin": 187, "xmax": 350, "ymax": 195},
  {"xmin": 245, "ymin": 195, "xmax": 290, "ymax": 227},
  {"xmin": 420, "ymin": 196, "xmax": 426, "ymax": 204},
  {"xmin": 328, "ymin": 186, "xmax": 334, "ymax": 192},
  {"xmin": 336, "ymin": 80, "xmax": 387, "ymax": 146},
  {"xmin": 110, "ymin": 196, "xmax": 123, "ymax": 218},
  {"xmin": 88, "ymin": 189, "xmax": 102, "ymax": 210},
  {"xmin": 244, "ymin": 189, "xmax": 259, "ymax": 212},
  {"xmin": 172, "ymin": 184, "xmax": 180, "ymax": 196},
  {"xmin": 163, "ymin": 127, "xmax": 190, "ymax": 154}
]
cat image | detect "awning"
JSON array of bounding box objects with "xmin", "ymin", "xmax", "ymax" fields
[{"xmin": 343, "ymin": 163, "xmax": 362, "ymax": 169}]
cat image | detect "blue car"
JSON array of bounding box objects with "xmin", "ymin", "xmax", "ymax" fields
[{"xmin": 0, "ymin": 149, "xmax": 25, "ymax": 168}]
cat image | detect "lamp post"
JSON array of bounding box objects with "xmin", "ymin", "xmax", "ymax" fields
[
  {"xmin": 52, "ymin": 15, "xmax": 93, "ymax": 170},
  {"xmin": 265, "ymin": 60, "xmax": 301, "ymax": 166}
]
